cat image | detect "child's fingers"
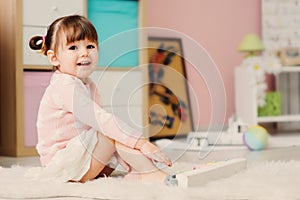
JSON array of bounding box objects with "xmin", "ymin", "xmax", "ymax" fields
[
  {"xmin": 157, "ymin": 152, "xmax": 172, "ymax": 167},
  {"xmin": 150, "ymin": 152, "xmax": 172, "ymax": 167},
  {"xmin": 139, "ymin": 142, "xmax": 172, "ymax": 166}
]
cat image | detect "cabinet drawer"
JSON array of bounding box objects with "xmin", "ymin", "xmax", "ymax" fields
[
  {"xmin": 24, "ymin": 71, "xmax": 52, "ymax": 147},
  {"xmin": 23, "ymin": 26, "xmax": 50, "ymax": 65},
  {"xmin": 90, "ymin": 70, "xmax": 143, "ymax": 106},
  {"xmin": 23, "ymin": 0, "xmax": 85, "ymax": 26}
]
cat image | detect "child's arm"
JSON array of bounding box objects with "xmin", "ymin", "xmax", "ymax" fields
[
  {"xmin": 135, "ymin": 138, "xmax": 172, "ymax": 167},
  {"xmin": 62, "ymin": 78, "xmax": 172, "ymax": 167}
]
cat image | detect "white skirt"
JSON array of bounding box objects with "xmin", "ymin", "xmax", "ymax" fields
[{"xmin": 26, "ymin": 129, "xmax": 99, "ymax": 182}]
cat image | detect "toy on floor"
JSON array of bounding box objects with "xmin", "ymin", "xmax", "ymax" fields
[
  {"xmin": 164, "ymin": 158, "xmax": 247, "ymax": 187},
  {"xmin": 186, "ymin": 116, "xmax": 248, "ymax": 149},
  {"xmin": 243, "ymin": 125, "xmax": 269, "ymax": 151}
]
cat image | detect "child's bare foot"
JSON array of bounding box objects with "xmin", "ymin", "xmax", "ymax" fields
[{"xmin": 124, "ymin": 171, "xmax": 141, "ymax": 181}]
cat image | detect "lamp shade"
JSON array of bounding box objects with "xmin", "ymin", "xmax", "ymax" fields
[{"xmin": 239, "ymin": 34, "xmax": 264, "ymax": 53}]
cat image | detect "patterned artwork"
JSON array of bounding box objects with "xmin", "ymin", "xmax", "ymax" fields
[{"xmin": 147, "ymin": 37, "xmax": 193, "ymax": 138}]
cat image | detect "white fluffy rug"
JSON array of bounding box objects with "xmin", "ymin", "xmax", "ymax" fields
[{"xmin": 0, "ymin": 160, "xmax": 300, "ymax": 200}]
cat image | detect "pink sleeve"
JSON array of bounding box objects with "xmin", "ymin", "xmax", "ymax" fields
[
  {"xmin": 89, "ymin": 81, "xmax": 101, "ymax": 105},
  {"xmin": 61, "ymin": 79, "xmax": 141, "ymax": 148}
]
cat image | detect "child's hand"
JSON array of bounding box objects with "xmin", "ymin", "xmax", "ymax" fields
[{"xmin": 140, "ymin": 142, "xmax": 172, "ymax": 167}]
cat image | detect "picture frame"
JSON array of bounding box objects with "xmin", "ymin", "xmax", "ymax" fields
[
  {"xmin": 279, "ymin": 47, "xmax": 300, "ymax": 66},
  {"xmin": 147, "ymin": 37, "xmax": 194, "ymax": 138}
]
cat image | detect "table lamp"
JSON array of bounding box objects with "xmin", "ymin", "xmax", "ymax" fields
[{"xmin": 238, "ymin": 34, "xmax": 264, "ymax": 57}]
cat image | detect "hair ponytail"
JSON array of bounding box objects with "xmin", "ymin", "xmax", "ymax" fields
[
  {"xmin": 28, "ymin": 15, "xmax": 98, "ymax": 58},
  {"xmin": 29, "ymin": 36, "xmax": 44, "ymax": 50}
]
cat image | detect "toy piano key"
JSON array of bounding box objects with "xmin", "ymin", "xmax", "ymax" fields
[{"xmin": 174, "ymin": 158, "xmax": 247, "ymax": 187}]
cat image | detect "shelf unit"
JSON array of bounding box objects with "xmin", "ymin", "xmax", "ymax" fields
[
  {"xmin": 235, "ymin": 66, "xmax": 300, "ymax": 127},
  {"xmin": 0, "ymin": 0, "xmax": 147, "ymax": 156}
]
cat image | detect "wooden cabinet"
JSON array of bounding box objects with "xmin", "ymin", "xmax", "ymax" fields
[
  {"xmin": 0, "ymin": 0, "xmax": 85, "ymax": 156},
  {"xmin": 1, "ymin": 0, "xmax": 28, "ymax": 156},
  {"xmin": 0, "ymin": 0, "xmax": 147, "ymax": 156}
]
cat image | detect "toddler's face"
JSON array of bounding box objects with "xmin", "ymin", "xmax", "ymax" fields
[{"xmin": 53, "ymin": 34, "xmax": 98, "ymax": 81}]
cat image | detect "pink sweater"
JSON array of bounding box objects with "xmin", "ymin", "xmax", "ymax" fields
[{"xmin": 36, "ymin": 71, "xmax": 141, "ymax": 166}]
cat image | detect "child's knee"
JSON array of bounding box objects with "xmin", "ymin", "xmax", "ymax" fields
[{"xmin": 96, "ymin": 131, "xmax": 115, "ymax": 145}]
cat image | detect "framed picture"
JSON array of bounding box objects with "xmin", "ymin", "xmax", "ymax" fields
[
  {"xmin": 147, "ymin": 37, "xmax": 194, "ymax": 138},
  {"xmin": 279, "ymin": 47, "xmax": 300, "ymax": 66}
]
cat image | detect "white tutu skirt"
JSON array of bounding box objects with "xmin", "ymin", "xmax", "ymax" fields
[{"xmin": 26, "ymin": 129, "xmax": 99, "ymax": 182}]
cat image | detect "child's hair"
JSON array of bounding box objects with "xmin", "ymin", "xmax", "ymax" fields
[{"xmin": 29, "ymin": 15, "xmax": 98, "ymax": 70}]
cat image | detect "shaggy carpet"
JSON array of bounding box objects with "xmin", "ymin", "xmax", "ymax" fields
[{"xmin": 0, "ymin": 160, "xmax": 299, "ymax": 200}]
